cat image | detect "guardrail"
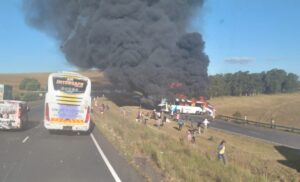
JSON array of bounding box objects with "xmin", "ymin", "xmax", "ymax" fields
[{"xmin": 217, "ymin": 115, "xmax": 300, "ymax": 134}]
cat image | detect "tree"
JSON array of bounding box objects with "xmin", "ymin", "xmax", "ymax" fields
[
  {"xmin": 19, "ymin": 78, "xmax": 41, "ymax": 91},
  {"xmin": 263, "ymin": 69, "xmax": 287, "ymax": 94},
  {"xmin": 208, "ymin": 69, "xmax": 299, "ymax": 97},
  {"xmin": 209, "ymin": 74, "xmax": 226, "ymax": 97},
  {"xmin": 282, "ymin": 73, "xmax": 299, "ymax": 92},
  {"xmin": 249, "ymin": 73, "xmax": 265, "ymax": 95}
]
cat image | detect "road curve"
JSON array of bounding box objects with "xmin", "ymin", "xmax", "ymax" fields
[{"xmin": 0, "ymin": 102, "xmax": 144, "ymax": 182}]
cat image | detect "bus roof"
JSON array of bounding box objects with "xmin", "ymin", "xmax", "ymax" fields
[{"xmin": 49, "ymin": 72, "xmax": 89, "ymax": 80}]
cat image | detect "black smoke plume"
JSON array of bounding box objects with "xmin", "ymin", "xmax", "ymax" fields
[{"xmin": 23, "ymin": 0, "xmax": 209, "ymax": 102}]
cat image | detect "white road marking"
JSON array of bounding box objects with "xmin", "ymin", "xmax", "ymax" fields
[
  {"xmin": 90, "ymin": 133, "xmax": 121, "ymax": 182},
  {"xmin": 22, "ymin": 136, "xmax": 29, "ymax": 144}
]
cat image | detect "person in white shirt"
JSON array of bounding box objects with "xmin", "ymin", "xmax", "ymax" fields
[{"xmin": 203, "ymin": 118, "xmax": 210, "ymax": 131}]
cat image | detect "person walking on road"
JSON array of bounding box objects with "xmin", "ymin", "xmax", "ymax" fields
[
  {"xmin": 203, "ymin": 118, "xmax": 210, "ymax": 131},
  {"xmin": 217, "ymin": 140, "xmax": 226, "ymax": 165}
]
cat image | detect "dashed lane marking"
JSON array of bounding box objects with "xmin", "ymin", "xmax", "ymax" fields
[{"xmin": 22, "ymin": 136, "xmax": 29, "ymax": 144}]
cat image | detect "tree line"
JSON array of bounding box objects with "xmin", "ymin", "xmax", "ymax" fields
[{"xmin": 208, "ymin": 69, "xmax": 300, "ymax": 97}]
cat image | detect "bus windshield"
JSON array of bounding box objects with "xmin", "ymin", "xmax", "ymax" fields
[{"xmin": 53, "ymin": 77, "xmax": 87, "ymax": 94}]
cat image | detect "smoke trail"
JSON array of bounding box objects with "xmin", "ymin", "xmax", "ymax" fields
[{"xmin": 23, "ymin": 0, "xmax": 209, "ymax": 101}]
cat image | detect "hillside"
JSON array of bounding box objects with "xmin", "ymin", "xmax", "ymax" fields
[
  {"xmin": 209, "ymin": 92, "xmax": 300, "ymax": 128},
  {"xmin": 92, "ymin": 97, "xmax": 300, "ymax": 181},
  {"xmin": 0, "ymin": 70, "xmax": 111, "ymax": 93}
]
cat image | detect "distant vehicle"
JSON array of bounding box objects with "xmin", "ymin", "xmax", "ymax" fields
[
  {"xmin": 170, "ymin": 98, "xmax": 203, "ymax": 114},
  {"xmin": 0, "ymin": 84, "xmax": 13, "ymax": 100},
  {"xmin": 44, "ymin": 72, "xmax": 91, "ymax": 132},
  {"xmin": 0, "ymin": 100, "xmax": 29, "ymax": 130},
  {"xmin": 159, "ymin": 97, "xmax": 216, "ymax": 118}
]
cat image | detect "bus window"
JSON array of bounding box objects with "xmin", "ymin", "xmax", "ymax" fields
[
  {"xmin": 53, "ymin": 77, "xmax": 87, "ymax": 94},
  {"xmin": 196, "ymin": 103, "xmax": 203, "ymax": 108}
]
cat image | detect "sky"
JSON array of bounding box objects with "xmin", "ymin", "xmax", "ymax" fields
[
  {"xmin": 194, "ymin": 0, "xmax": 300, "ymax": 75},
  {"xmin": 0, "ymin": 0, "xmax": 300, "ymax": 75}
]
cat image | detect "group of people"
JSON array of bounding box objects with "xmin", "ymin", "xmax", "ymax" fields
[
  {"xmin": 174, "ymin": 111, "xmax": 210, "ymax": 134},
  {"xmin": 135, "ymin": 108, "xmax": 227, "ymax": 165},
  {"xmin": 93, "ymin": 98, "xmax": 109, "ymax": 115},
  {"xmin": 154, "ymin": 111, "xmax": 164, "ymax": 128},
  {"xmin": 136, "ymin": 109, "xmax": 146, "ymax": 124}
]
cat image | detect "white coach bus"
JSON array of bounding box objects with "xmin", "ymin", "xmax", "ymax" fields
[{"xmin": 44, "ymin": 72, "xmax": 91, "ymax": 132}]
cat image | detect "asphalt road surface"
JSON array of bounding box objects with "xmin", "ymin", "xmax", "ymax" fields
[
  {"xmin": 0, "ymin": 102, "xmax": 144, "ymax": 182},
  {"xmin": 188, "ymin": 115, "xmax": 300, "ymax": 149}
]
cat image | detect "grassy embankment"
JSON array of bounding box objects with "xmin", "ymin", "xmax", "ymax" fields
[
  {"xmin": 92, "ymin": 97, "xmax": 300, "ymax": 182},
  {"xmin": 209, "ymin": 92, "xmax": 300, "ymax": 128}
]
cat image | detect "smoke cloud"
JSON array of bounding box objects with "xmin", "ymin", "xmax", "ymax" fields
[{"xmin": 23, "ymin": 0, "xmax": 209, "ymax": 101}]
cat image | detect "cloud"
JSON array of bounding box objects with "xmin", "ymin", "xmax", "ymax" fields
[{"xmin": 225, "ymin": 57, "xmax": 255, "ymax": 65}]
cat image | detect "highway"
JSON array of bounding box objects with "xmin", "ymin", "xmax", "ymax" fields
[
  {"xmin": 0, "ymin": 102, "xmax": 144, "ymax": 182},
  {"xmin": 188, "ymin": 115, "xmax": 300, "ymax": 149}
]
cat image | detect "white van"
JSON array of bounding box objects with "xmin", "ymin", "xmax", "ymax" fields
[{"xmin": 0, "ymin": 100, "xmax": 29, "ymax": 130}]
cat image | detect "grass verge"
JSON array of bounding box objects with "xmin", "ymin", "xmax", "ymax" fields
[{"xmin": 92, "ymin": 97, "xmax": 300, "ymax": 182}]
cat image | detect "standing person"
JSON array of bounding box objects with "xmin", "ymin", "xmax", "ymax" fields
[
  {"xmin": 105, "ymin": 104, "xmax": 110, "ymax": 111},
  {"xmin": 161, "ymin": 111, "xmax": 165, "ymax": 125},
  {"xmin": 152, "ymin": 109, "xmax": 157, "ymax": 120},
  {"xmin": 99, "ymin": 103, "xmax": 104, "ymax": 116},
  {"xmin": 136, "ymin": 109, "xmax": 142, "ymax": 122},
  {"xmin": 203, "ymin": 118, "xmax": 210, "ymax": 131},
  {"xmin": 197, "ymin": 119, "xmax": 202, "ymax": 134},
  {"xmin": 191, "ymin": 130, "xmax": 196, "ymax": 143},
  {"xmin": 176, "ymin": 111, "xmax": 180, "ymax": 122},
  {"xmin": 271, "ymin": 118, "xmax": 275, "ymax": 128},
  {"xmin": 93, "ymin": 98, "xmax": 98, "ymax": 107},
  {"xmin": 187, "ymin": 131, "xmax": 192, "ymax": 143},
  {"xmin": 102, "ymin": 103, "xmax": 105, "ymax": 112},
  {"xmin": 156, "ymin": 111, "xmax": 161, "ymax": 120},
  {"xmin": 156, "ymin": 117, "xmax": 162, "ymax": 128},
  {"xmin": 217, "ymin": 140, "xmax": 226, "ymax": 165},
  {"xmin": 178, "ymin": 117, "xmax": 184, "ymax": 131}
]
